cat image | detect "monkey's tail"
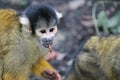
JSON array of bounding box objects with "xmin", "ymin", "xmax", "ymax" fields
[{"xmin": 64, "ymin": 39, "xmax": 88, "ymax": 80}]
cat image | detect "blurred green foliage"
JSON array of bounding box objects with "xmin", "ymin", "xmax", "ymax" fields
[
  {"xmin": 2, "ymin": 0, "xmax": 28, "ymax": 7},
  {"xmin": 93, "ymin": 1, "xmax": 120, "ymax": 35},
  {"xmin": 97, "ymin": 10, "xmax": 120, "ymax": 34},
  {"xmin": 20, "ymin": 0, "xmax": 28, "ymax": 7}
]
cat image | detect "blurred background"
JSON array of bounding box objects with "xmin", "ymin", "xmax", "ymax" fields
[{"xmin": 0, "ymin": 0, "xmax": 120, "ymax": 79}]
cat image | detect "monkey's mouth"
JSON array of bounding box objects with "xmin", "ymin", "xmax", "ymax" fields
[
  {"xmin": 40, "ymin": 38, "xmax": 53, "ymax": 48},
  {"xmin": 42, "ymin": 42, "xmax": 53, "ymax": 48},
  {"xmin": 42, "ymin": 44, "xmax": 53, "ymax": 53}
]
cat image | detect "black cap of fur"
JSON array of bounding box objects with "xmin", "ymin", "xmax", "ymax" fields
[{"xmin": 24, "ymin": 4, "xmax": 58, "ymax": 34}]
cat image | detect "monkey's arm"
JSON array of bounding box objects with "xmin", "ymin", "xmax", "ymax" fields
[
  {"xmin": 31, "ymin": 42, "xmax": 53, "ymax": 76},
  {"xmin": 32, "ymin": 58, "xmax": 55, "ymax": 77},
  {"xmin": 32, "ymin": 58, "xmax": 61, "ymax": 80}
]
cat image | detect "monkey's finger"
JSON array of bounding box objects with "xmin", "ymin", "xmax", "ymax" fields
[{"xmin": 45, "ymin": 50, "xmax": 57, "ymax": 61}]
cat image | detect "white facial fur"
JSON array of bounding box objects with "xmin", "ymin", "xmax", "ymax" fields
[
  {"xmin": 35, "ymin": 26, "xmax": 58, "ymax": 38},
  {"xmin": 55, "ymin": 10, "xmax": 63, "ymax": 19},
  {"xmin": 19, "ymin": 15, "xmax": 29, "ymax": 25}
]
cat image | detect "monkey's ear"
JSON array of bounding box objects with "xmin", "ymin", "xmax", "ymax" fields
[
  {"xmin": 19, "ymin": 15, "xmax": 29, "ymax": 26},
  {"xmin": 19, "ymin": 15, "xmax": 32, "ymax": 33},
  {"xmin": 55, "ymin": 10, "xmax": 63, "ymax": 19}
]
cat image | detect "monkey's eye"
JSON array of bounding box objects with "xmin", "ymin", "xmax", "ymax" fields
[
  {"xmin": 40, "ymin": 30, "xmax": 46, "ymax": 34},
  {"xmin": 49, "ymin": 28, "xmax": 54, "ymax": 32}
]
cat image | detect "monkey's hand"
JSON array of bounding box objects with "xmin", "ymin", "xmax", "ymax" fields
[
  {"xmin": 45, "ymin": 50, "xmax": 57, "ymax": 61},
  {"xmin": 41, "ymin": 69, "xmax": 61, "ymax": 80}
]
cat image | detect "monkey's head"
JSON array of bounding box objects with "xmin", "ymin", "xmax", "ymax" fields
[{"xmin": 20, "ymin": 4, "xmax": 62, "ymax": 48}]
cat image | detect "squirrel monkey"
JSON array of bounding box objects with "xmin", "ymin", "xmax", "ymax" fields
[
  {"xmin": 0, "ymin": 4, "xmax": 62, "ymax": 80},
  {"xmin": 66, "ymin": 35, "xmax": 120, "ymax": 80}
]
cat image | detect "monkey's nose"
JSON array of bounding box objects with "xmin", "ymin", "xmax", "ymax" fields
[{"xmin": 41, "ymin": 37, "xmax": 54, "ymax": 48}]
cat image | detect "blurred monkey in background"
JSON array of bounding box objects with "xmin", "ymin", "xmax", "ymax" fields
[{"xmin": 66, "ymin": 36, "xmax": 120, "ymax": 80}]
